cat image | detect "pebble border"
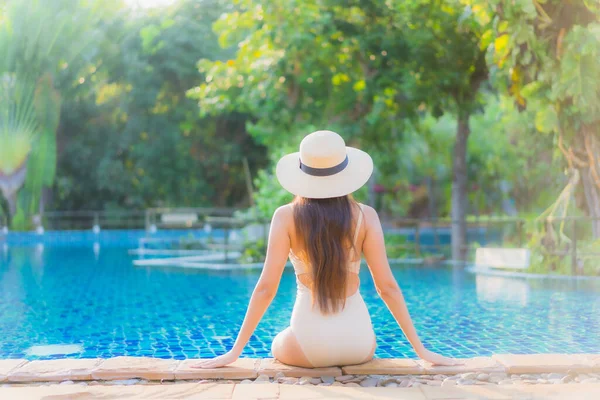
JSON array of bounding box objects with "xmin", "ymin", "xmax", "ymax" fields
[{"xmin": 2, "ymin": 371, "xmax": 600, "ymax": 389}]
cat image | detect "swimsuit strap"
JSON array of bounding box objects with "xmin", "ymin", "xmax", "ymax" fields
[
  {"xmin": 353, "ymin": 204, "xmax": 364, "ymax": 247},
  {"xmin": 350, "ymin": 204, "xmax": 364, "ymax": 269}
]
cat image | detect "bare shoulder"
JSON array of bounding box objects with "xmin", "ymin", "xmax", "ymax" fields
[
  {"xmin": 361, "ymin": 204, "xmax": 382, "ymax": 236},
  {"xmin": 357, "ymin": 203, "xmax": 381, "ymax": 231},
  {"xmin": 272, "ymin": 204, "xmax": 294, "ymax": 224}
]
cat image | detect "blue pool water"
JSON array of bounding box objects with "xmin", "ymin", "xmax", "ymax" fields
[{"xmin": 1, "ymin": 232, "xmax": 599, "ymax": 360}]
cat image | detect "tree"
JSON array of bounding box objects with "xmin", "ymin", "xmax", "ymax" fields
[
  {"xmin": 194, "ymin": 0, "xmax": 489, "ymax": 260},
  {"xmin": 473, "ymin": 0, "xmax": 600, "ymax": 235},
  {"xmin": 190, "ymin": 0, "xmax": 413, "ymax": 216},
  {"xmin": 0, "ymin": 0, "xmax": 116, "ymax": 226},
  {"xmin": 53, "ymin": 0, "xmax": 267, "ymax": 211},
  {"xmin": 393, "ymin": 0, "xmax": 489, "ymax": 260},
  {"xmin": 193, "ymin": 0, "xmax": 409, "ymax": 148}
]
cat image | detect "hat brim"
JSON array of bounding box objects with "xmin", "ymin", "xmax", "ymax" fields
[{"xmin": 276, "ymin": 147, "xmax": 373, "ymax": 199}]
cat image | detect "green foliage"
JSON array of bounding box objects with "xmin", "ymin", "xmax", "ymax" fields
[
  {"xmin": 0, "ymin": 76, "xmax": 35, "ymax": 174},
  {"xmin": 525, "ymin": 219, "xmax": 600, "ymax": 276},
  {"xmin": 177, "ymin": 238, "xmax": 209, "ymax": 250},
  {"xmin": 1, "ymin": 0, "xmax": 585, "ymax": 252},
  {"xmin": 470, "ymin": 0, "xmax": 600, "ymax": 270},
  {"xmin": 384, "ymin": 234, "xmax": 413, "ymax": 259},
  {"xmin": 394, "ymin": 0, "xmax": 489, "ymax": 114},
  {"xmin": 0, "ymin": 0, "xmax": 268, "ymax": 223},
  {"xmin": 239, "ymin": 239, "xmax": 267, "ymax": 264},
  {"xmin": 0, "ymin": 0, "xmax": 117, "ymax": 225},
  {"xmin": 52, "ymin": 0, "xmax": 266, "ymax": 212},
  {"xmin": 468, "ymin": 94, "xmax": 562, "ymax": 213},
  {"xmin": 191, "ymin": 0, "xmax": 494, "ymax": 224},
  {"xmin": 192, "ymin": 0, "xmax": 408, "ymax": 163},
  {"xmin": 250, "ymin": 169, "xmax": 294, "ymax": 219}
]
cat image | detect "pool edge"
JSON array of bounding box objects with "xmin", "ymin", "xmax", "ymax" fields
[{"xmin": 1, "ymin": 354, "xmax": 599, "ymax": 383}]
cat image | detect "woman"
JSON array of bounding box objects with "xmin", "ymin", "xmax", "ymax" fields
[{"xmin": 193, "ymin": 130, "xmax": 461, "ymax": 368}]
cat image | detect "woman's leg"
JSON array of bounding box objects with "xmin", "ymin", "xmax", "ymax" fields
[{"xmin": 271, "ymin": 327, "xmax": 313, "ymax": 368}]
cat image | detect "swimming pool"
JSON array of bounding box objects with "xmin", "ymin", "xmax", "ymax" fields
[{"xmin": 1, "ymin": 232, "xmax": 599, "ymax": 360}]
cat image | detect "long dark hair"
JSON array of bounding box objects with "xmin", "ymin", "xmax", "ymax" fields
[{"xmin": 293, "ymin": 195, "xmax": 358, "ymax": 314}]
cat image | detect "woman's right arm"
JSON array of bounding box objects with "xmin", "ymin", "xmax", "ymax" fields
[{"xmin": 361, "ymin": 205, "xmax": 462, "ymax": 366}]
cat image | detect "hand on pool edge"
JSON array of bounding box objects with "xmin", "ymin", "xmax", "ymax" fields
[
  {"xmin": 417, "ymin": 348, "xmax": 464, "ymax": 366},
  {"xmin": 190, "ymin": 350, "xmax": 240, "ymax": 369}
]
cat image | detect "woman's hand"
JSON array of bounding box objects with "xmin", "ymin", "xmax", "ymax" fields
[
  {"xmin": 190, "ymin": 350, "xmax": 240, "ymax": 369},
  {"xmin": 417, "ymin": 348, "xmax": 464, "ymax": 366}
]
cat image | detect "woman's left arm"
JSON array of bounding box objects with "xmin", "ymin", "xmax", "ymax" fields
[{"xmin": 192, "ymin": 206, "xmax": 291, "ymax": 368}]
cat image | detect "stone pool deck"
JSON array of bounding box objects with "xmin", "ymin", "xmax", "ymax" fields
[
  {"xmin": 1, "ymin": 354, "xmax": 599, "ymax": 399},
  {"xmin": 2, "ymin": 382, "xmax": 600, "ymax": 399}
]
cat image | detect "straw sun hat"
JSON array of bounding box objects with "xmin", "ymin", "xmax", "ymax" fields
[{"xmin": 276, "ymin": 130, "xmax": 373, "ymax": 199}]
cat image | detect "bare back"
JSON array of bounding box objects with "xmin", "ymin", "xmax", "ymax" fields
[{"xmin": 287, "ymin": 202, "xmax": 366, "ymax": 298}]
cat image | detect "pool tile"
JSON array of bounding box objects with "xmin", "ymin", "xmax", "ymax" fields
[
  {"xmin": 232, "ymin": 383, "xmax": 279, "ymax": 400},
  {"xmin": 341, "ymin": 358, "xmax": 422, "ymax": 375},
  {"xmin": 8, "ymin": 358, "xmax": 102, "ymax": 382},
  {"xmin": 174, "ymin": 358, "xmax": 258, "ymax": 380},
  {"xmin": 3, "ymin": 245, "xmax": 600, "ymax": 360},
  {"xmin": 417, "ymin": 356, "xmax": 505, "ymax": 375},
  {"xmin": 257, "ymin": 358, "xmax": 342, "ymax": 378},
  {"xmin": 493, "ymin": 353, "xmax": 595, "ymax": 373},
  {"xmin": 0, "ymin": 359, "xmax": 28, "ymax": 382},
  {"xmin": 91, "ymin": 356, "xmax": 178, "ymax": 380}
]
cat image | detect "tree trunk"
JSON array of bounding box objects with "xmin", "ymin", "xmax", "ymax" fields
[
  {"xmin": 578, "ymin": 127, "xmax": 600, "ymax": 238},
  {"xmin": 425, "ymin": 176, "xmax": 438, "ymax": 219},
  {"xmin": 580, "ymin": 167, "xmax": 600, "ymax": 238},
  {"xmin": 451, "ymin": 111, "xmax": 470, "ymax": 261}
]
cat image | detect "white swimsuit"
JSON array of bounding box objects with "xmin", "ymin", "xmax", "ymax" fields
[{"xmin": 284, "ymin": 205, "xmax": 377, "ymax": 367}]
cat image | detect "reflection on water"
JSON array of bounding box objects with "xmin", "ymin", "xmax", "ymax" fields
[
  {"xmin": 476, "ymin": 275, "xmax": 530, "ymax": 307},
  {"xmin": 93, "ymin": 242, "xmax": 100, "ymax": 260}
]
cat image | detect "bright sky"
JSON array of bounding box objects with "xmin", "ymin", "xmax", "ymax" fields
[{"xmin": 126, "ymin": 0, "xmax": 175, "ymax": 8}]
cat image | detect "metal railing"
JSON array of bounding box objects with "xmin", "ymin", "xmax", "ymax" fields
[
  {"xmin": 383, "ymin": 216, "xmax": 526, "ymax": 257},
  {"xmin": 0, "ymin": 208, "xmax": 245, "ymax": 231},
  {"xmin": 383, "ymin": 216, "xmax": 599, "ymax": 276},
  {"xmin": 144, "ymin": 207, "xmax": 241, "ymax": 231},
  {"xmin": 2, "ymin": 209, "xmax": 599, "ymax": 275},
  {"xmin": 41, "ymin": 210, "xmax": 148, "ymax": 230}
]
